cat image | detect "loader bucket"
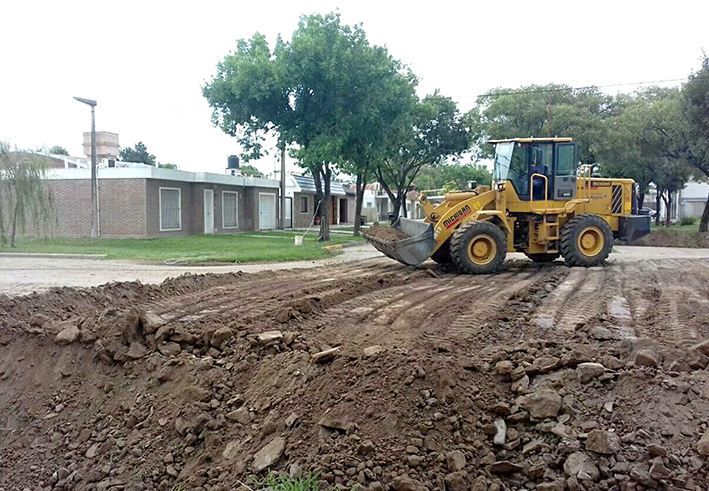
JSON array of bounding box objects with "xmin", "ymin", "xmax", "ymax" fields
[{"xmin": 363, "ymin": 218, "xmax": 436, "ymax": 266}]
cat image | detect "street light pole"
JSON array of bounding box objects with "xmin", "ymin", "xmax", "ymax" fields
[{"xmin": 73, "ymin": 96, "xmax": 99, "ymax": 238}]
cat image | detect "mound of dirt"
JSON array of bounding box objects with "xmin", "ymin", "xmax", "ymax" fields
[
  {"xmin": 632, "ymin": 229, "xmax": 709, "ymax": 248},
  {"xmin": 364, "ymin": 223, "xmax": 408, "ymax": 242},
  {"xmin": 2, "ymin": 260, "xmax": 709, "ymax": 490}
]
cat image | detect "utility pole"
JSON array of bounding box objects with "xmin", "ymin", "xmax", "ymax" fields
[
  {"xmin": 279, "ymin": 138, "xmax": 286, "ymax": 229},
  {"xmin": 74, "ymin": 96, "xmax": 99, "ymax": 238}
]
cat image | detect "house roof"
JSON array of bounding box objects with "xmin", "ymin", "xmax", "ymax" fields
[
  {"xmin": 45, "ymin": 166, "xmax": 280, "ymax": 188},
  {"xmin": 292, "ymin": 175, "xmax": 347, "ymax": 196}
]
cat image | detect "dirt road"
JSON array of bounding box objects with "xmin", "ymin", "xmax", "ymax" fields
[
  {"xmin": 1, "ymin": 248, "xmax": 709, "ymax": 489},
  {"xmin": 1, "ymin": 244, "xmax": 708, "ymax": 297}
]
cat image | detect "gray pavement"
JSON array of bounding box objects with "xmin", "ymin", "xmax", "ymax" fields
[{"xmin": 1, "ymin": 244, "xmax": 708, "ymax": 297}]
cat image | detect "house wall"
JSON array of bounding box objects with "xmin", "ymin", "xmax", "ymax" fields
[
  {"xmin": 145, "ymin": 179, "xmax": 195, "ymax": 236},
  {"xmin": 44, "ymin": 178, "xmax": 147, "ymax": 237},
  {"xmin": 293, "ymin": 192, "xmax": 315, "ymax": 228},
  {"xmin": 145, "ymin": 181, "xmax": 279, "ymax": 235}
]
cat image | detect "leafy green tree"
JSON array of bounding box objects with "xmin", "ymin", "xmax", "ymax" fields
[
  {"xmin": 119, "ymin": 142, "xmax": 156, "ymax": 166},
  {"xmin": 204, "ymin": 12, "xmax": 412, "ymax": 241},
  {"xmin": 414, "ymin": 162, "xmax": 491, "ymax": 193},
  {"xmin": 337, "ymin": 54, "xmax": 416, "ymax": 236},
  {"xmin": 49, "ymin": 145, "xmax": 69, "ymax": 156},
  {"xmin": 599, "ymin": 87, "xmax": 691, "ymax": 214},
  {"xmin": 203, "ymin": 32, "xmax": 289, "ymax": 162},
  {"xmin": 239, "ymin": 164, "xmax": 261, "ymax": 177},
  {"xmin": 0, "ymin": 141, "xmax": 56, "ymax": 247},
  {"xmin": 467, "ymin": 84, "xmax": 616, "ymax": 164},
  {"xmin": 681, "ymin": 53, "xmax": 709, "ymax": 232},
  {"xmin": 375, "ymin": 92, "xmax": 469, "ymax": 217},
  {"xmin": 157, "ymin": 162, "xmax": 178, "ymax": 169}
]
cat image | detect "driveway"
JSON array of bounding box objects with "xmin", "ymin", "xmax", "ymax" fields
[{"xmin": 1, "ymin": 244, "xmax": 708, "ymax": 297}]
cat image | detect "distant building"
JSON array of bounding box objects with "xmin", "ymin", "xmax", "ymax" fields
[
  {"xmin": 285, "ymin": 175, "xmax": 356, "ymax": 228},
  {"xmin": 41, "ymin": 165, "xmax": 280, "ymax": 237},
  {"xmin": 645, "ymin": 179, "xmax": 709, "ymax": 222}
]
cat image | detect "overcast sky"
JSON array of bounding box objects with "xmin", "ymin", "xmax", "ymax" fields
[{"xmin": 1, "ymin": 0, "xmax": 706, "ymax": 177}]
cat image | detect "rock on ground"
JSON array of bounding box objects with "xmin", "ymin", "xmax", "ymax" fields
[
  {"xmin": 251, "ymin": 436, "xmax": 285, "ymax": 472},
  {"xmin": 54, "ymin": 323, "xmax": 80, "ymax": 345},
  {"xmin": 519, "ymin": 388, "xmax": 562, "ymax": 419}
]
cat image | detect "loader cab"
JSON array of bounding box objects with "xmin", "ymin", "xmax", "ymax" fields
[{"xmin": 491, "ymin": 138, "xmax": 579, "ymax": 201}]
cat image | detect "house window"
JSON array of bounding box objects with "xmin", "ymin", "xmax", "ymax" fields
[
  {"xmin": 159, "ymin": 187, "xmax": 181, "ymax": 231},
  {"xmin": 222, "ymin": 191, "xmax": 238, "ymax": 229},
  {"xmin": 300, "ymin": 196, "xmax": 309, "ymax": 213}
]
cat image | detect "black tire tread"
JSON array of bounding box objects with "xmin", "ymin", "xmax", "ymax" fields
[
  {"xmin": 450, "ymin": 221, "xmax": 507, "ymax": 274},
  {"xmin": 560, "ymin": 214, "xmax": 613, "ymax": 267},
  {"xmin": 431, "ymin": 241, "xmax": 452, "ymax": 264}
]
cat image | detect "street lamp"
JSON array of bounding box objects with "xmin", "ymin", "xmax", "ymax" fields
[{"xmin": 73, "ymin": 96, "xmax": 99, "ymax": 238}]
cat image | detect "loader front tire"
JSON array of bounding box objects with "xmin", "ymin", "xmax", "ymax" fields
[
  {"xmin": 560, "ymin": 214, "xmax": 613, "ymax": 267},
  {"xmin": 451, "ymin": 221, "xmax": 507, "ymax": 274}
]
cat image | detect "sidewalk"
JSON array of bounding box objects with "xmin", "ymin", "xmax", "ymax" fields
[{"xmin": 0, "ymin": 244, "xmax": 381, "ymax": 297}]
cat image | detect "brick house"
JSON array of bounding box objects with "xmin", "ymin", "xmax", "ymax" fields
[
  {"xmin": 285, "ymin": 175, "xmax": 355, "ymax": 228},
  {"xmin": 44, "ymin": 166, "xmax": 280, "ymax": 237}
]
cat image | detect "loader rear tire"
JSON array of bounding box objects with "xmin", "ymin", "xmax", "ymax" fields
[
  {"xmin": 560, "ymin": 214, "xmax": 613, "ymax": 267},
  {"xmin": 431, "ymin": 241, "xmax": 452, "ymax": 264},
  {"xmin": 525, "ymin": 252, "xmax": 560, "ymax": 263},
  {"xmin": 451, "ymin": 221, "xmax": 507, "ymax": 274}
]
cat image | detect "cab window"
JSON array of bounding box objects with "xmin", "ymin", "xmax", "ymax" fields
[
  {"xmin": 556, "ymin": 144, "xmax": 576, "ymax": 176},
  {"xmin": 507, "ymin": 143, "xmax": 528, "ymax": 198}
]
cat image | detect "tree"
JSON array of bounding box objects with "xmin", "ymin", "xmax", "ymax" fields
[
  {"xmin": 681, "ymin": 53, "xmax": 709, "ymax": 232},
  {"xmin": 157, "ymin": 162, "xmax": 178, "ymax": 169},
  {"xmin": 414, "ymin": 162, "xmax": 491, "ymax": 193},
  {"xmin": 120, "ymin": 142, "xmax": 157, "ymax": 166},
  {"xmin": 240, "ymin": 164, "xmax": 261, "ymax": 177},
  {"xmin": 337, "ymin": 52, "xmax": 416, "ymax": 236},
  {"xmin": 599, "ymin": 87, "xmax": 691, "ymax": 214},
  {"xmin": 204, "ymin": 12, "xmax": 412, "ymax": 241},
  {"xmin": 49, "ymin": 145, "xmax": 69, "ymax": 156},
  {"xmin": 375, "ymin": 92, "xmax": 469, "ymax": 218},
  {"xmin": 467, "ymin": 84, "xmax": 616, "ymax": 164},
  {"xmin": 0, "ymin": 141, "xmax": 56, "ymax": 247}
]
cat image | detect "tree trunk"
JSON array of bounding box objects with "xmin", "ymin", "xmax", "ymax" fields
[
  {"xmin": 700, "ymin": 193, "xmax": 709, "ymax": 233},
  {"xmin": 10, "ymin": 199, "xmax": 19, "ymax": 248},
  {"xmin": 638, "ymin": 192, "xmax": 645, "ymax": 210},
  {"xmin": 401, "ymin": 194, "xmax": 408, "ymax": 218},
  {"xmin": 663, "ymin": 192, "xmax": 672, "ymax": 227},
  {"xmin": 318, "ymin": 165, "xmax": 331, "ymax": 242},
  {"xmin": 353, "ymin": 170, "xmax": 367, "ymax": 237},
  {"xmin": 655, "ymin": 191, "xmax": 662, "ymax": 226}
]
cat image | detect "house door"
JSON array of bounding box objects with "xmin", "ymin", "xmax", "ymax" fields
[
  {"xmin": 339, "ymin": 198, "xmax": 348, "ymax": 223},
  {"xmin": 203, "ymin": 189, "xmax": 214, "ymax": 234},
  {"xmin": 259, "ymin": 193, "xmax": 277, "ymax": 230},
  {"xmin": 285, "ymin": 197, "xmax": 293, "ymax": 228}
]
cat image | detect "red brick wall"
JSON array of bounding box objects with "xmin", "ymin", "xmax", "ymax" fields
[{"xmin": 42, "ymin": 179, "xmax": 147, "ymax": 237}]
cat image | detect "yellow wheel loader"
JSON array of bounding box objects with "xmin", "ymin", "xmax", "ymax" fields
[{"xmin": 364, "ymin": 138, "xmax": 651, "ymax": 274}]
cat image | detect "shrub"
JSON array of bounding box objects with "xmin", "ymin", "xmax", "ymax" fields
[{"xmin": 679, "ymin": 216, "xmax": 697, "ymax": 226}]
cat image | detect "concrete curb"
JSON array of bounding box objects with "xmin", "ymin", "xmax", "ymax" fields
[
  {"xmin": 0, "ymin": 252, "xmax": 107, "ymax": 259},
  {"xmin": 323, "ymin": 241, "xmax": 364, "ymax": 251}
]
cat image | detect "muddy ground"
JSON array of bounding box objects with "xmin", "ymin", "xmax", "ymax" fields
[
  {"xmin": 1, "ymin": 257, "xmax": 709, "ymax": 491},
  {"xmin": 632, "ymin": 229, "xmax": 709, "ymax": 249}
]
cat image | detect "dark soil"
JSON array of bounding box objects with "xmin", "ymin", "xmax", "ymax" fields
[
  {"xmin": 1, "ymin": 259, "xmax": 709, "ymax": 490},
  {"xmin": 364, "ymin": 223, "xmax": 408, "ymax": 242},
  {"xmin": 632, "ymin": 229, "xmax": 709, "ymax": 248}
]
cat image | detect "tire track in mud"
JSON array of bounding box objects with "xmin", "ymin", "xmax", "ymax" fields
[{"xmin": 433, "ymin": 269, "xmax": 543, "ymax": 342}]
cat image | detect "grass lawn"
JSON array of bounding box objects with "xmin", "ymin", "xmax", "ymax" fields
[
  {"xmin": 0, "ymin": 231, "xmax": 364, "ymax": 263},
  {"xmin": 651, "ymin": 221, "xmax": 701, "ymax": 233}
]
